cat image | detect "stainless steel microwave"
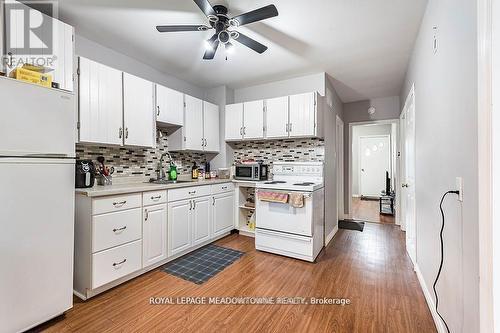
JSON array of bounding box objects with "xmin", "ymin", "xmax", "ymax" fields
[{"xmin": 235, "ymin": 163, "xmax": 268, "ymax": 181}]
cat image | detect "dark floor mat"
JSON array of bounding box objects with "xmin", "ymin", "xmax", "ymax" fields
[
  {"xmin": 162, "ymin": 244, "xmax": 244, "ymax": 284},
  {"xmin": 339, "ymin": 219, "xmax": 365, "ymax": 232}
]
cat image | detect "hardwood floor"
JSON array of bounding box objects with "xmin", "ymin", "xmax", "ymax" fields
[
  {"xmin": 352, "ymin": 197, "xmax": 395, "ymax": 224},
  {"xmin": 35, "ymin": 224, "xmax": 435, "ymax": 333}
]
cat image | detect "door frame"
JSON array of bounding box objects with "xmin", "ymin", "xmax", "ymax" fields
[
  {"xmin": 336, "ymin": 115, "xmax": 345, "ymax": 221},
  {"xmin": 357, "ymin": 134, "xmax": 391, "ymax": 197},
  {"xmin": 347, "ymin": 119, "xmax": 399, "ymax": 218}
]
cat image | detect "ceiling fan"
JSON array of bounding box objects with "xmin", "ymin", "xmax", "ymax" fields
[{"xmin": 156, "ymin": 0, "xmax": 278, "ymax": 60}]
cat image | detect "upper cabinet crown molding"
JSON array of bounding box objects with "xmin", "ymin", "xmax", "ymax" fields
[{"xmin": 225, "ymin": 91, "xmax": 323, "ymax": 142}]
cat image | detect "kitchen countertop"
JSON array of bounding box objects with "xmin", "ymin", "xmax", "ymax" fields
[{"xmin": 75, "ymin": 178, "xmax": 233, "ymax": 197}]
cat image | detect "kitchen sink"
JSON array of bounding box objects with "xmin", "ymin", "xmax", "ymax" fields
[{"xmin": 148, "ymin": 179, "xmax": 194, "ymax": 185}]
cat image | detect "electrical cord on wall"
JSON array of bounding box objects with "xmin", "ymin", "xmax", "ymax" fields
[{"xmin": 434, "ymin": 190, "xmax": 460, "ymax": 333}]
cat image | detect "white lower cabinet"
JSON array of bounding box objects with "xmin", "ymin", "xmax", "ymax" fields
[
  {"xmin": 212, "ymin": 192, "xmax": 235, "ymax": 237},
  {"xmin": 168, "ymin": 199, "xmax": 192, "ymax": 256},
  {"xmin": 192, "ymin": 196, "xmax": 211, "ymax": 246},
  {"xmin": 143, "ymin": 203, "xmax": 168, "ymax": 268}
]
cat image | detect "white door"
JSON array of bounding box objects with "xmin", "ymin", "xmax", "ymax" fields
[
  {"xmin": 212, "ymin": 193, "xmax": 235, "ymax": 237},
  {"xmin": 184, "ymin": 95, "xmax": 204, "ymax": 150},
  {"xmin": 143, "ymin": 204, "xmax": 167, "ymax": 267},
  {"xmin": 265, "ymin": 96, "xmax": 289, "ymax": 138},
  {"xmin": 289, "ymin": 92, "xmax": 316, "ymax": 137},
  {"xmin": 243, "ymin": 100, "xmax": 265, "ymax": 139},
  {"xmin": 203, "ymin": 101, "xmax": 220, "ymax": 152},
  {"xmin": 359, "ymin": 135, "xmax": 391, "ymax": 197},
  {"xmin": 336, "ymin": 116, "xmax": 345, "ymax": 220},
  {"xmin": 78, "ymin": 57, "xmax": 123, "ymax": 146},
  {"xmin": 168, "ymin": 200, "xmax": 191, "ymax": 256},
  {"xmin": 402, "ymin": 86, "xmax": 417, "ymax": 265},
  {"xmin": 225, "ymin": 103, "xmax": 244, "ymax": 140},
  {"xmin": 156, "ymin": 84, "xmax": 183, "ymax": 126},
  {"xmin": 123, "ymin": 73, "xmax": 155, "ymax": 148},
  {"xmin": 192, "ymin": 196, "xmax": 211, "ymax": 246}
]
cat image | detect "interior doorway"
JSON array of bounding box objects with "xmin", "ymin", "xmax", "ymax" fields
[{"xmin": 348, "ymin": 120, "xmax": 398, "ymax": 224}]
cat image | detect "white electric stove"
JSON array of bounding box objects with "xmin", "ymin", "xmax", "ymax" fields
[{"xmin": 255, "ymin": 162, "xmax": 325, "ymax": 262}]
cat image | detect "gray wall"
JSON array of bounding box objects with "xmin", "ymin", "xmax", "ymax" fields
[
  {"xmin": 351, "ymin": 124, "xmax": 392, "ymax": 195},
  {"xmin": 75, "ymin": 35, "xmax": 206, "ymax": 99},
  {"xmin": 343, "ymin": 96, "xmax": 400, "ymax": 213},
  {"xmin": 400, "ymin": 0, "xmax": 478, "ymax": 331}
]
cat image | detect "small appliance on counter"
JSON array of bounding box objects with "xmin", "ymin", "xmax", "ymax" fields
[
  {"xmin": 75, "ymin": 160, "xmax": 96, "ymax": 188},
  {"xmin": 218, "ymin": 168, "xmax": 230, "ymax": 179},
  {"xmin": 235, "ymin": 162, "xmax": 268, "ymax": 181}
]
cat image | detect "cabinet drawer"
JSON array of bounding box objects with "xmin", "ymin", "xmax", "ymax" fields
[
  {"xmin": 92, "ymin": 193, "xmax": 141, "ymax": 215},
  {"xmin": 92, "ymin": 240, "xmax": 142, "ymax": 289},
  {"xmin": 143, "ymin": 190, "xmax": 167, "ymax": 206},
  {"xmin": 210, "ymin": 182, "xmax": 234, "ymax": 195},
  {"xmin": 168, "ymin": 185, "xmax": 210, "ymax": 202},
  {"xmin": 92, "ymin": 208, "xmax": 142, "ymax": 253}
]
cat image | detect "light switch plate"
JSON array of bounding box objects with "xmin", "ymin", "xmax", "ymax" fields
[{"xmin": 456, "ymin": 177, "xmax": 463, "ymax": 202}]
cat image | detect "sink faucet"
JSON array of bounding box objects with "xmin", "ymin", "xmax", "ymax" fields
[{"xmin": 158, "ymin": 152, "xmax": 173, "ymax": 180}]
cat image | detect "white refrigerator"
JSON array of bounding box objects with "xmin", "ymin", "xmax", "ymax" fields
[{"xmin": 0, "ymin": 77, "xmax": 76, "ymax": 333}]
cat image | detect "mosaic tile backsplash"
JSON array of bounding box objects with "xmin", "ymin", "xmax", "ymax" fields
[
  {"xmin": 76, "ymin": 131, "xmax": 208, "ymax": 181},
  {"xmin": 231, "ymin": 138, "xmax": 325, "ymax": 178}
]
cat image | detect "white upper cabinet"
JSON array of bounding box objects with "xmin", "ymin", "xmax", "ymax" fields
[
  {"xmin": 225, "ymin": 103, "xmax": 244, "ymax": 141},
  {"xmin": 265, "ymin": 96, "xmax": 289, "ymax": 139},
  {"xmin": 123, "ymin": 73, "xmax": 155, "ymax": 148},
  {"xmin": 156, "ymin": 84, "xmax": 183, "ymax": 126},
  {"xmin": 203, "ymin": 101, "xmax": 220, "ymax": 152},
  {"xmin": 289, "ymin": 92, "xmax": 317, "ymax": 138},
  {"xmin": 183, "ymin": 95, "xmax": 204, "ymax": 151},
  {"xmin": 78, "ymin": 57, "xmax": 123, "ymax": 145},
  {"xmin": 243, "ymin": 100, "xmax": 265, "ymax": 139}
]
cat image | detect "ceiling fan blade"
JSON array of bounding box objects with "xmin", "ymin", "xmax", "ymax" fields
[
  {"xmin": 193, "ymin": 0, "xmax": 216, "ymax": 17},
  {"xmin": 231, "ymin": 5, "xmax": 278, "ymax": 26},
  {"xmin": 233, "ymin": 32, "xmax": 268, "ymax": 54},
  {"xmin": 203, "ymin": 34, "xmax": 219, "ymax": 60},
  {"xmin": 156, "ymin": 25, "xmax": 210, "ymax": 32}
]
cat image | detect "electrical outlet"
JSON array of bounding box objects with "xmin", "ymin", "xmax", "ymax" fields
[{"xmin": 456, "ymin": 177, "xmax": 463, "ymax": 202}]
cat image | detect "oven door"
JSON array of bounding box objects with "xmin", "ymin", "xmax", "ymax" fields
[
  {"xmin": 255, "ymin": 189, "xmax": 313, "ymax": 236},
  {"xmin": 235, "ymin": 165, "xmax": 256, "ymax": 180}
]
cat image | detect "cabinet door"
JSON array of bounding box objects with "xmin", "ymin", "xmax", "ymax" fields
[
  {"xmin": 156, "ymin": 85, "xmax": 183, "ymax": 126},
  {"xmin": 184, "ymin": 95, "xmax": 204, "ymax": 150},
  {"xmin": 168, "ymin": 200, "xmax": 191, "ymax": 256},
  {"xmin": 79, "ymin": 57, "xmax": 123, "ymax": 145},
  {"xmin": 265, "ymin": 96, "xmax": 289, "ymax": 139},
  {"xmin": 123, "ymin": 72, "xmax": 155, "ymax": 147},
  {"xmin": 143, "ymin": 204, "xmax": 167, "ymax": 267},
  {"xmin": 289, "ymin": 92, "xmax": 317, "ymax": 137},
  {"xmin": 212, "ymin": 193, "xmax": 235, "ymax": 237},
  {"xmin": 225, "ymin": 103, "xmax": 244, "ymax": 141},
  {"xmin": 203, "ymin": 101, "xmax": 220, "ymax": 152},
  {"xmin": 192, "ymin": 196, "xmax": 211, "ymax": 246},
  {"xmin": 51, "ymin": 19, "xmax": 74, "ymax": 91},
  {"xmin": 243, "ymin": 100, "xmax": 264, "ymax": 139}
]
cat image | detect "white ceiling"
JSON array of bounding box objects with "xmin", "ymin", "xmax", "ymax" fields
[{"xmin": 58, "ymin": 0, "xmax": 427, "ymax": 102}]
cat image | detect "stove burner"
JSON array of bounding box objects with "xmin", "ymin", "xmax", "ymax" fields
[
  {"xmin": 264, "ymin": 181, "xmax": 287, "ymax": 184},
  {"xmin": 293, "ymin": 182, "xmax": 315, "ymax": 186}
]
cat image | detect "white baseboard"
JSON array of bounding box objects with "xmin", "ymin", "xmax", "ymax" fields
[
  {"xmin": 414, "ymin": 264, "xmax": 446, "ymax": 333},
  {"xmin": 325, "ymin": 224, "xmax": 339, "ymax": 246}
]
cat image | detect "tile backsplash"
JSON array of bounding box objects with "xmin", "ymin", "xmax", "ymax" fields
[
  {"xmin": 76, "ymin": 131, "xmax": 207, "ymax": 181},
  {"xmin": 231, "ymin": 138, "xmax": 325, "ymax": 177}
]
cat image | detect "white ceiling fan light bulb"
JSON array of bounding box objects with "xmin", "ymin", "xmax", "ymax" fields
[
  {"xmin": 368, "ymin": 106, "xmax": 376, "ymax": 115},
  {"xmin": 225, "ymin": 42, "xmax": 234, "ymax": 54}
]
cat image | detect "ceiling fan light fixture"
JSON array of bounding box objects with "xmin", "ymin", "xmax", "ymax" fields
[
  {"xmin": 225, "ymin": 42, "xmax": 234, "ymax": 53},
  {"xmin": 229, "ymin": 18, "xmax": 239, "ymax": 27}
]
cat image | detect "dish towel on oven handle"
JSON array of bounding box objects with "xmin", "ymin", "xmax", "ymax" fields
[
  {"xmin": 258, "ymin": 190, "xmax": 289, "ymax": 204},
  {"xmin": 289, "ymin": 193, "xmax": 305, "ymax": 208}
]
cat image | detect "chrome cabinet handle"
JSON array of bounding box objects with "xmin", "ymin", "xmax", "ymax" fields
[
  {"xmin": 145, "ymin": 209, "xmax": 149, "ymax": 221},
  {"xmin": 240, "ymin": 127, "xmax": 243, "ymax": 136},
  {"xmin": 189, "ymin": 200, "xmax": 193, "ymax": 210},
  {"xmin": 243, "ymin": 127, "xmax": 246, "ymax": 135},
  {"xmin": 222, "ymin": 186, "xmax": 228, "ymax": 190},
  {"xmin": 113, "ymin": 226, "xmax": 127, "ymax": 233},
  {"xmin": 125, "ymin": 127, "xmax": 129, "ymax": 139},
  {"xmin": 119, "ymin": 127, "xmax": 123, "ymax": 139},
  {"xmin": 188, "ymin": 191, "xmax": 196, "ymax": 195},
  {"xmin": 113, "ymin": 200, "xmax": 127, "ymax": 207},
  {"xmin": 289, "ymin": 123, "xmax": 292, "ymax": 132},
  {"xmin": 193, "ymin": 200, "xmax": 196, "ymax": 209},
  {"xmin": 151, "ymin": 195, "xmax": 161, "ymax": 201},
  {"xmin": 286, "ymin": 123, "xmax": 289, "ymax": 132},
  {"xmin": 157, "ymin": 106, "xmax": 160, "ymax": 116},
  {"xmin": 112, "ymin": 259, "xmax": 127, "ymax": 267},
  {"xmin": 212, "ymin": 197, "xmax": 215, "ymax": 205}
]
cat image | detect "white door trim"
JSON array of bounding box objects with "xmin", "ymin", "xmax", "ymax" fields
[
  {"xmin": 336, "ymin": 115, "xmax": 345, "ymax": 220},
  {"xmin": 478, "ymin": 0, "xmax": 495, "ymax": 331},
  {"xmin": 358, "ymin": 134, "xmax": 391, "ymax": 197},
  {"xmin": 347, "ymin": 119, "xmax": 399, "ymax": 218}
]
